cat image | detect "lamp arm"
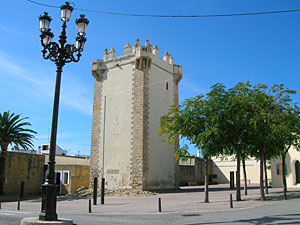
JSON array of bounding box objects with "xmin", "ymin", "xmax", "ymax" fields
[
  {"xmin": 64, "ymin": 44, "xmax": 82, "ymax": 63},
  {"xmin": 41, "ymin": 42, "xmax": 60, "ymax": 63}
]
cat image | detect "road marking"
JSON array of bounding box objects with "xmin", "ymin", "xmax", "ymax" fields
[
  {"xmin": 0, "ymin": 210, "xmax": 30, "ymax": 215},
  {"xmin": 0, "ymin": 212, "xmax": 14, "ymax": 216}
]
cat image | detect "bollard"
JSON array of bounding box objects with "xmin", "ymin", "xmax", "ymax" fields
[
  {"xmin": 158, "ymin": 198, "xmax": 162, "ymax": 212},
  {"xmin": 89, "ymin": 199, "xmax": 92, "ymax": 213},
  {"xmin": 230, "ymin": 171, "xmax": 235, "ymax": 189},
  {"xmin": 230, "ymin": 194, "xmax": 233, "ymax": 208},
  {"xmin": 17, "ymin": 198, "xmax": 20, "ymax": 210},
  {"xmin": 20, "ymin": 182, "xmax": 24, "ymax": 198},
  {"xmin": 101, "ymin": 178, "xmax": 105, "ymax": 205},
  {"xmin": 93, "ymin": 177, "xmax": 98, "ymax": 205}
]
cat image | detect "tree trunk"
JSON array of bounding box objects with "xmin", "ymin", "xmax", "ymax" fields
[
  {"xmin": 259, "ymin": 149, "xmax": 266, "ymax": 201},
  {"xmin": 236, "ymin": 149, "xmax": 241, "ymax": 201},
  {"xmin": 282, "ymin": 153, "xmax": 287, "ymax": 200},
  {"xmin": 204, "ymin": 157, "xmax": 209, "ymax": 203},
  {"xmin": 242, "ymin": 158, "xmax": 248, "ymax": 195},
  {"xmin": 0, "ymin": 144, "xmax": 8, "ymax": 196},
  {"xmin": 264, "ymin": 154, "xmax": 269, "ymax": 195}
]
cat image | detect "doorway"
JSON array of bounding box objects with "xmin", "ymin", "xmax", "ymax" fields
[
  {"xmin": 55, "ymin": 171, "xmax": 61, "ymax": 194},
  {"xmin": 295, "ymin": 161, "xmax": 300, "ymax": 184}
]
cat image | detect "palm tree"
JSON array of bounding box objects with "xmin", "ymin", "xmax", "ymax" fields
[{"xmin": 0, "ymin": 111, "xmax": 36, "ymax": 195}]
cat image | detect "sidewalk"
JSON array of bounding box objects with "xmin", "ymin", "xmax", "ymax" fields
[{"xmin": 1, "ymin": 184, "xmax": 299, "ymax": 216}]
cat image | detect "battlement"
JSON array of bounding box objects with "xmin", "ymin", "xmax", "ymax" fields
[{"xmin": 102, "ymin": 39, "xmax": 174, "ymax": 65}]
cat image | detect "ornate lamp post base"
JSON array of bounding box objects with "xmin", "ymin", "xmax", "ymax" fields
[
  {"xmin": 39, "ymin": 183, "xmax": 58, "ymax": 221},
  {"xmin": 21, "ymin": 184, "xmax": 72, "ymax": 224},
  {"xmin": 21, "ymin": 217, "xmax": 73, "ymax": 225}
]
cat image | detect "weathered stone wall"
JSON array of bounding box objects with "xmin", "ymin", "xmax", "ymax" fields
[
  {"xmin": 89, "ymin": 75, "xmax": 103, "ymax": 190},
  {"xmin": 45, "ymin": 155, "xmax": 90, "ymax": 166},
  {"xmin": 91, "ymin": 55, "xmax": 134, "ymax": 190},
  {"xmin": 4, "ymin": 152, "xmax": 45, "ymax": 196},
  {"xmin": 130, "ymin": 67, "xmax": 150, "ymax": 190},
  {"xmin": 179, "ymin": 158, "xmax": 213, "ymax": 185},
  {"xmin": 146, "ymin": 54, "xmax": 176, "ymax": 190},
  {"xmin": 172, "ymin": 65, "xmax": 182, "ymax": 189}
]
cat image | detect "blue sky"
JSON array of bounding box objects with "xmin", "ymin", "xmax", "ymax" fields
[{"xmin": 1, "ymin": 0, "xmax": 300, "ymax": 156}]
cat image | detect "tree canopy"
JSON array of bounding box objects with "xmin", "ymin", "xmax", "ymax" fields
[
  {"xmin": 0, "ymin": 111, "xmax": 36, "ymax": 151},
  {"xmin": 159, "ymin": 82, "xmax": 300, "ymax": 201}
]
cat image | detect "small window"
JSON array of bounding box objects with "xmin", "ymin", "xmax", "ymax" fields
[
  {"xmin": 63, "ymin": 171, "xmax": 69, "ymax": 184},
  {"xmin": 42, "ymin": 145, "xmax": 48, "ymax": 150},
  {"xmin": 166, "ymin": 82, "xmax": 168, "ymax": 90}
]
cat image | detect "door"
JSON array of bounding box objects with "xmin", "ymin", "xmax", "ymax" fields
[{"xmin": 55, "ymin": 172, "xmax": 62, "ymax": 194}]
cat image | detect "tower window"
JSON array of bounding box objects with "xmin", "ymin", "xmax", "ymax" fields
[{"xmin": 166, "ymin": 82, "xmax": 168, "ymax": 90}]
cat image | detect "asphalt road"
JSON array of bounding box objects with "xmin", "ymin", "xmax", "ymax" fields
[
  {"xmin": 1, "ymin": 185, "xmax": 300, "ymax": 225},
  {"xmin": 1, "ymin": 198, "xmax": 300, "ymax": 225}
]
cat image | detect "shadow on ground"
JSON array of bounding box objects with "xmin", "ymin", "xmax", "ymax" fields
[
  {"xmin": 0, "ymin": 195, "xmax": 40, "ymax": 202},
  {"xmin": 0, "ymin": 195, "xmax": 89, "ymax": 203},
  {"xmin": 186, "ymin": 213, "xmax": 300, "ymax": 225},
  {"xmin": 154, "ymin": 185, "xmax": 260, "ymax": 194},
  {"xmin": 249, "ymin": 190, "xmax": 300, "ymax": 201}
]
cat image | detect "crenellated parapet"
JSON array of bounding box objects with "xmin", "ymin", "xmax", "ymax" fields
[
  {"xmin": 92, "ymin": 39, "xmax": 182, "ymax": 82},
  {"xmin": 99, "ymin": 39, "xmax": 174, "ymax": 65},
  {"xmin": 124, "ymin": 42, "xmax": 131, "ymax": 56}
]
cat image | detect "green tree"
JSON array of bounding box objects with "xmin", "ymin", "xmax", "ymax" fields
[
  {"xmin": 0, "ymin": 111, "xmax": 36, "ymax": 195},
  {"xmin": 207, "ymin": 82, "xmax": 254, "ymax": 201},
  {"xmin": 246, "ymin": 84, "xmax": 272, "ymax": 200},
  {"xmin": 246, "ymin": 84, "xmax": 297, "ymax": 200},
  {"xmin": 272, "ymin": 101, "xmax": 300, "ymax": 200},
  {"xmin": 159, "ymin": 95, "xmax": 223, "ymax": 203},
  {"xmin": 175, "ymin": 144, "xmax": 191, "ymax": 161},
  {"xmin": 160, "ymin": 82, "xmax": 299, "ymax": 202}
]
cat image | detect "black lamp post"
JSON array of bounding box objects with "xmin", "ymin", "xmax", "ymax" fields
[{"xmin": 38, "ymin": 2, "xmax": 88, "ymax": 221}]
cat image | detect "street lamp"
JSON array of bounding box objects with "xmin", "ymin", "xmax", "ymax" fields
[{"xmin": 38, "ymin": 2, "xmax": 88, "ymax": 221}]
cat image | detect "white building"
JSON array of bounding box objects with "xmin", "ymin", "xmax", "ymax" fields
[
  {"xmin": 271, "ymin": 146, "xmax": 300, "ymax": 188},
  {"xmin": 90, "ymin": 39, "xmax": 182, "ymax": 190},
  {"xmin": 212, "ymin": 147, "xmax": 300, "ymax": 189},
  {"xmin": 38, "ymin": 143, "xmax": 67, "ymax": 156},
  {"xmin": 212, "ymin": 156, "xmax": 271, "ymax": 185}
]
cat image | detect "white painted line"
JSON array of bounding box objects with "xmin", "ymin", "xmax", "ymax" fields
[
  {"xmin": 0, "ymin": 212, "xmax": 14, "ymax": 216},
  {"xmin": 0, "ymin": 210, "xmax": 30, "ymax": 215}
]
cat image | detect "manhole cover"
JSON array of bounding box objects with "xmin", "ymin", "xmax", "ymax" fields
[{"xmin": 182, "ymin": 213, "xmax": 201, "ymax": 217}]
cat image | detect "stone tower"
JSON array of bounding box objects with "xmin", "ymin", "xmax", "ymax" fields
[{"xmin": 90, "ymin": 39, "xmax": 182, "ymax": 190}]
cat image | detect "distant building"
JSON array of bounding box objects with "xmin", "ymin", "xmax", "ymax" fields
[
  {"xmin": 271, "ymin": 146, "xmax": 300, "ymax": 188},
  {"xmin": 44, "ymin": 155, "xmax": 90, "ymax": 195},
  {"xmin": 179, "ymin": 157, "xmax": 213, "ymax": 186},
  {"xmin": 212, "ymin": 148, "xmax": 300, "ymax": 189},
  {"xmin": 2, "ymin": 151, "xmax": 90, "ymax": 197},
  {"xmin": 38, "ymin": 143, "xmax": 67, "ymax": 156},
  {"xmin": 212, "ymin": 156, "xmax": 271, "ymax": 185}
]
